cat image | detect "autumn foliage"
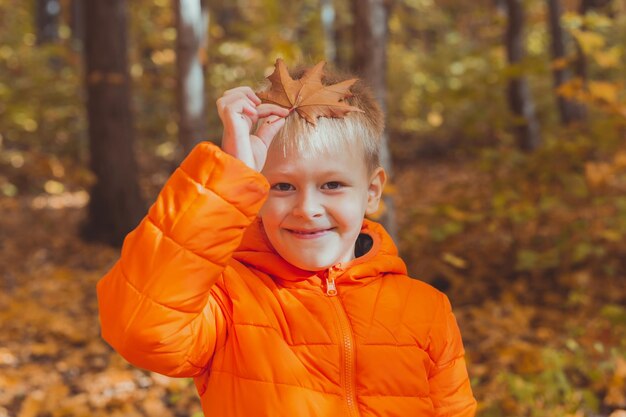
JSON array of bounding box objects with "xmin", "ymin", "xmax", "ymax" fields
[{"xmin": 0, "ymin": 0, "xmax": 625, "ymax": 417}]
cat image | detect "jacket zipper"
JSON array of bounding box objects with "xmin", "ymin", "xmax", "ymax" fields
[{"xmin": 325, "ymin": 267, "xmax": 359, "ymax": 417}]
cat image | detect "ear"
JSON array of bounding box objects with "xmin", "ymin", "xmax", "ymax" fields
[{"xmin": 365, "ymin": 167, "xmax": 387, "ymax": 216}]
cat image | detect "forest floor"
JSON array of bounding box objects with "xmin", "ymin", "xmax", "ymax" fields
[{"xmin": 0, "ymin": 153, "xmax": 625, "ymax": 417}]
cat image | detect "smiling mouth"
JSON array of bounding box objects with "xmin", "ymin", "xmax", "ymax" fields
[{"xmin": 286, "ymin": 228, "xmax": 334, "ymax": 239}]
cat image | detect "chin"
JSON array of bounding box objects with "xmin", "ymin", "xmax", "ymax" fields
[
  {"xmin": 290, "ymin": 260, "xmax": 332, "ymax": 272},
  {"xmin": 284, "ymin": 254, "xmax": 335, "ymax": 272}
]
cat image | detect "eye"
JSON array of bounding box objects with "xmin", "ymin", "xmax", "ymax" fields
[
  {"xmin": 322, "ymin": 181, "xmax": 343, "ymax": 190},
  {"xmin": 271, "ymin": 182, "xmax": 295, "ymax": 191}
]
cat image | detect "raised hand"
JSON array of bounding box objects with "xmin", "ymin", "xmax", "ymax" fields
[{"xmin": 217, "ymin": 86, "xmax": 289, "ymax": 172}]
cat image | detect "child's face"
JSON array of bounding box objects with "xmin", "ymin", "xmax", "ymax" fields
[{"xmin": 259, "ymin": 142, "xmax": 385, "ymax": 271}]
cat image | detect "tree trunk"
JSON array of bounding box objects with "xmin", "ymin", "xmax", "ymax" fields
[
  {"xmin": 505, "ymin": 0, "xmax": 542, "ymax": 151},
  {"xmin": 35, "ymin": 0, "xmax": 61, "ymax": 44},
  {"xmin": 70, "ymin": 0, "xmax": 84, "ymax": 43},
  {"xmin": 334, "ymin": 14, "xmax": 352, "ymax": 70},
  {"xmin": 82, "ymin": 0, "xmax": 145, "ymax": 246},
  {"xmin": 350, "ymin": 0, "xmax": 397, "ymax": 241},
  {"xmin": 174, "ymin": 0, "xmax": 209, "ymax": 155},
  {"xmin": 547, "ymin": 0, "xmax": 586, "ymax": 124},
  {"xmin": 494, "ymin": 0, "xmax": 507, "ymax": 15},
  {"xmin": 212, "ymin": 0, "xmax": 241, "ymax": 38},
  {"xmin": 320, "ymin": 0, "xmax": 337, "ymax": 64}
]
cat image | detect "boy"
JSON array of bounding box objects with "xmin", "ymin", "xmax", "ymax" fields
[{"xmin": 97, "ymin": 59, "xmax": 477, "ymax": 417}]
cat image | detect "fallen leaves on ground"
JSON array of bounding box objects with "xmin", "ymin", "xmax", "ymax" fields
[{"xmin": 0, "ymin": 196, "xmax": 202, "ymax": 417}]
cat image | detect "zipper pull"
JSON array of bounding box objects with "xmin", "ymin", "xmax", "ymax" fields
[{"xmin": 326, "ymin": 275, "xmax": 338, "ymax": 296}]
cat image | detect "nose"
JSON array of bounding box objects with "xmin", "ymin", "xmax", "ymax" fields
[{"xmin": 292, "ymin": 187, "xmax": 323, "ymax": 219}]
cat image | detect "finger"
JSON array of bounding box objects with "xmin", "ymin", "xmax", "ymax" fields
[
  {"xmin": 223, "ymin": 86, "xmax": 261, "ymax": 105},
  {"xmin": 256, "ymin": 103, "xmax": 290, "ymax": 119},
  {"xmin": 255, "ymin": 115, "xmax": 286, "ymax": 147},
  {"xmin": 223, "ymin": 86, "xmax": 255, "ymax": 96},
  {"xmin": 218, "ymin": 92, "xmax": 257, "ymax": 110},
  {"xmin": 241, "ymin": 103, "xmax": 258, "ymax": 118},
  {"xmin": 219, "ymin": 97, "xmax": 257, "ymax": 122}
]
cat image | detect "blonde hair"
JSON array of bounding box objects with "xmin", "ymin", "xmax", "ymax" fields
[{"xmin": 262, "ymin": 65, "xmax": 385, "ymax": 174}]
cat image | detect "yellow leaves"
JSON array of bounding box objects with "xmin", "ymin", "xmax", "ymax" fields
[
  {"xmin": 0, "ymin": 348, "xmax": 17, "ymax": 366},
  {"xmin": 583, "ymin": 12, "xmax": 613, "ymax": 31},
  {"xmin": 22, "ymin": 33, "xmax": 36, "ymax": 47},
  {"xmin": 30, "ymin": 189, "xmax": 90, "ymax": 210},
  {"xmin": 550, "ymin": 57, "xmax": 569, "ymax": 70},
  {"xmin": 565, "ymin": 11, "xmax": 612, "ymax": 45},
  {"xmin": 84, "ymin": 370, "xmax": 138, "ymax": 408},
  {"xmin": 557, "ymin": 78, "xmax": 624, "ymax": 115},
  {"xmin": 556, "ymin": 78, "xmax": 585, "ymax": 101},
  {"xmin": 0, "ymin": 178, "xmax": 17, "ymax": 197},
  {"xmin": 562, "ymin": 12, "xmax": 583, "ymax": 29},
  {"xmin": 585, "ymin": 161, "xmax": 614, "ymax": 188},
  {"xmin": 150, "ymin": 48, "xmax": 175, "ymax": 66},
  {"xmin": 441, "ymin": 252, "xmax": 467, "ymax": 269},
  {"xmin": 558, "ymin": 20, "xmax": 626, "ymax": 118},
  {"xmin": 594, "ymin": 46, "xmax": 622, "ymax": 68},
  {"xmin": 588, "ymin": 81, "xmax": 620, "ymax": 104},
  {"xmin": 12, "ymin": 112, "xmax": 38, "ymax": 132},
  {"xmin": 498, "ymin": 342, "xmax": 544, "ymax": 375},
  {"xmin": 585, "ymin": 151, "xmax": 626, "ymax": 190},
  {"xmin": 427, "ymin": 110, "xmax": 444, "ymax": 127},
  {"xmin": 29, "ymin": 341, "xmax": 60, "ymax": 358},
  {"xmin": 441, "ymin": 204, "xmax": 470, "ymax": 221},
  {"xmin": 614, "ymin": 152, "xmax": 626, "ymax": 170},
  {"xmin": 0, "ymin": 258, "xmax": 134, "ymax": 415},
  {"xmin": 142, "ymin": 392, "xmax": 175, "ymax": 417},
  {"xmin": 599, "ymin": 229, "xmax": 622, "ymax": 243},
  {"xmin": 571, "ymin": 29, "xmax": 605, "ymax": 54},
  {"xmin": 48, "ymin": 156, "xmax": 65, "ymax": 178},
  {"xmin": 44, "ymin": 179, "xmax": 65, "ymax": 195},
  {"xmin": 0, "ymin": 45, "xmax": 13, "ymax": 60},
  {"xmin": 130, "ymin": 63, "xmax": 144, "ymax": 79},
  {"xmin": 382, "ymin": 183, "xmax": 397, "ymax": 196},
  {"xmin": 11, "ymin": 379, "xmax": 89, "ymax": 417},
  {"xmin": 155, "ymin": 140, "xmax": 177, "ymax": 160},
  {"xmin": 605, "ymin": 357, "xmax": 626, "ymax": 407},
  {"xmin": 17, "ymin": 391, "xmax": 45, "ymax": 417},
  {"xmin": 162, "ymin": 28, "xmax": 177, "ymax": 42},
  {"xmin": 269, "ymin": 41, "xmax": 302, "ymax": 65},
  {"xmin": 58, "ymin": 25, "xmax": 71, "ymax": 41}
]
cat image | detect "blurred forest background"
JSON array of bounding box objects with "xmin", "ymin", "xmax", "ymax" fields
[{"xmin": 1, "ymin": 0, "xmax": 625, "ymax": 416}]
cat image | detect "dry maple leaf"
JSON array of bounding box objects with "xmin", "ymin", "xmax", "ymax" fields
[{"xmin": 258, "ymin": 58, "xmax": 364, "ymax": 125}]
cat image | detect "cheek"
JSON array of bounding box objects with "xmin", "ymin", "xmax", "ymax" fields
[
  {"xmin": 259, "ymin": 197, "xmax": 286, "ymax": 223},
  {"xmin": 331, "ymin": 194, "xmax": 368, "ymax": 224},
  {"xmin": 258, "ymin": 198, "xmax": 272, "ymax": 221}
]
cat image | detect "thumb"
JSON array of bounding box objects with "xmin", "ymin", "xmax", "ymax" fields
[{"xmin": 255, "ymin": 116, "xmax": 286, "ymax": 148}]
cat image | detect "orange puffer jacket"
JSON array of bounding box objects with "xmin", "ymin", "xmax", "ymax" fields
[{"xmin": 97, "ymin": 142, "xmax": 477, "ymax": 417}]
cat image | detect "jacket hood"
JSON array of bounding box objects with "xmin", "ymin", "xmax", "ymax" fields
[{"xmin": 233, "ymin": 218, "xmax": 407, "ymax": 288}]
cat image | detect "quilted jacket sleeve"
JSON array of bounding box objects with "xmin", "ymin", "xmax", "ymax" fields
[
  {"xmin": 97, "ymin": 142, "xmax": 269, "ymax": 378},
  {"xmin": 427, "ymin": 293, "xmax": 477, "ymax": 417}
]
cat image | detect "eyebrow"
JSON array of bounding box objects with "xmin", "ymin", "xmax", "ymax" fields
[{"xmin": 266, "ymin": 169, "xmax": 353, "ymax": 178}]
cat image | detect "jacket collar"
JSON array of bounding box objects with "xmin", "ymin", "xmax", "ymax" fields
[{"xmin": 233, "ymin": 218, "xmax": 407, "ymax": 287}]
